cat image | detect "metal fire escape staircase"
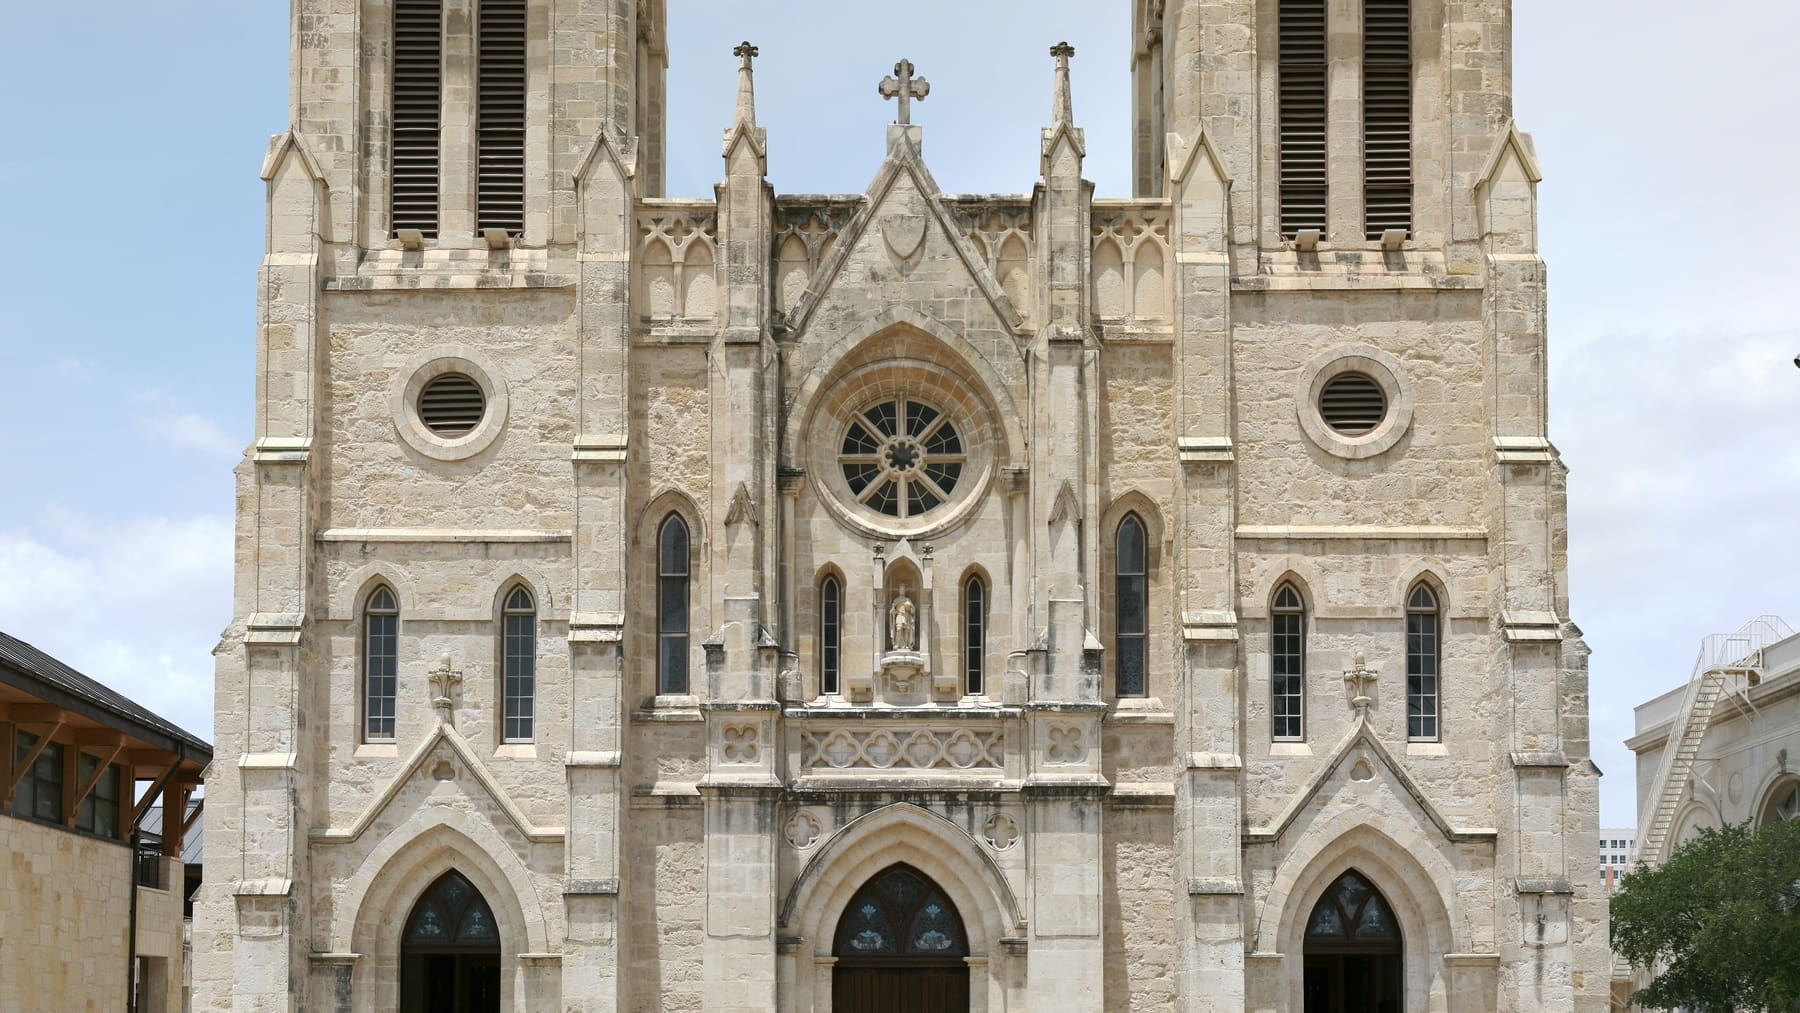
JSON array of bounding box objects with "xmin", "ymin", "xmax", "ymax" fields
[{"xmin": 1640, "ymin": 615, "xmax": 1794, "ymax": 866}]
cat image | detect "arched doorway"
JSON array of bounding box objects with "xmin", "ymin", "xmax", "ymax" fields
[
  {"xmin": 832, "ymin": 863, "xmax": 970, "ymax": 1012},
  {"xmin": 1302, "ymin": 870, "xmax": 1403, "ymax": 1013},
  {"xmin": 400, "ymin": 870, "xmax": 501, "ymax": 1013}
]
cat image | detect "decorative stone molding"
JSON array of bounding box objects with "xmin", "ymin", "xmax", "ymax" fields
[
  {"xmin": 1045, "ymin": 724, "xmax": 1086, "ymax": 764},
  {"xmin": 981, "ymin": 813, "xmax": 1020, "ymax": 852},
  {"xmin": 800, "ymin": 727, "xmax": 1004, "ymax": 772},
  {"xmin": 721, "ymin": 723, "xmax": 760, "ymax": 764},
  {"xmin": 1295, "ymin": 345, "xmax": 1416, "ymax": 461},
  {"xmin": 784, "ymin": 811, "xmax": 824, "ymax": 850},
  {"xmin": 388, "ymin": 346, "xmax": 511, "ymax": 463}
]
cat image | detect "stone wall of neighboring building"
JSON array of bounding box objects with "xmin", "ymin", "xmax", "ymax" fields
[{"xmin": 0, "ymin": 815, "xmax": 185, "ymax": 1013}]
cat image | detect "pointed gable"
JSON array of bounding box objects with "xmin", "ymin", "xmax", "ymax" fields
[{"xmin": 785, "ymin": 136, "xmax": 1024, "ymax": 348}]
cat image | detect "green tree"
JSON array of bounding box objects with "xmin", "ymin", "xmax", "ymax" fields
[{"xmin": 1611, "ymin": 817, "xmax": 1800, "ymax": 1012}]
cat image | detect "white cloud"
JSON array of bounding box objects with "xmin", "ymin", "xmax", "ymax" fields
[
  {"xmin": 139, "ymin": 410, "xmax": 243, "ymax": 458},
  {"xmin": 131, "ymin": 388, "xmax": 243, "ymax": 458},
  {"xmin": 0, "ymin": 510, "xmax": 232, "ymax": 743}
]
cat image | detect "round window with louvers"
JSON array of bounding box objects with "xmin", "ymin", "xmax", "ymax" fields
[
  {"xmin": 838, "ymin": 397, "xmax": 966, "ymax": 520},
  {"xmin": 1317, "ymin": 372, "xmax": 1389, "ymax": 437},
  {"xmin": 416, "ymin": 373, "xmax": 487, "ymax": 438}
]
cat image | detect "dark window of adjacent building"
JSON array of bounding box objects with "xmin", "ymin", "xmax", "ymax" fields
[
  {"xmin": 1406, "ymin": 583, "xmax": 1440, "ymax": 741},
  {"xmin": 1278, "ymin": 0, "xmax": 1328, "ymax": 238},
  {"xmin": 819, "ymin": 575, "xmax": 842, "ymax": 696},
  {"xmin": 391, "ymin": 0, "xmax": 444, "ymax": 237},
  {"xmin": 501, "ymin": 585, "xmax": 535, "ymax": 742},
  {"xmin": 76, "ymin": 755, "xmax": 120, "ymax": 838},
  {"xmin": 1363, "ymin": 0, "xmax": 1413, "ymax": 238},
  {"xmin": 1115, "ymin": 514, "xmax": 1149, "ymax": 698},
  {"xmin": 13, "ymin": 732, "xmax": 65, "ymax": 824},
  {"xmin": 1272, "ymin": 583, "xmax": 1306, "ymax": 741},
  {"xmin": 658, "ymin": 515, "xmax": 691, "ymax": 695},
  {"xmin": 964, "ymin": 575, "xmax": 987, "ymax": 697},
  {"xmin": 365, "ymin": 585, "xmax": 400, "ymax": 741},
  {"xmin": 476, "ymin": 0, "xmax": 527, "ymax": 235}
]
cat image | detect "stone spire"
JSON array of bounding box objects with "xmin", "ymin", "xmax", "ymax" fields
[
  {"xmin": 733, "ymin": 41, "xmax": 759, "ymax": 126},
  {"xmin": 1050, "ymin": 41, "xmax": 1076, "ymax": 125}
]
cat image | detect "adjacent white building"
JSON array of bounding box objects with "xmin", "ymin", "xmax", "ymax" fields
[{"xmin": 1595, "ymin": 828, "xmax": 1635, "ymax": 896}]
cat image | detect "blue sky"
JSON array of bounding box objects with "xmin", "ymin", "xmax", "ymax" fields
[{"xmin": 0, "ymin": 1, "xmax": 1795, "ymax": 828}]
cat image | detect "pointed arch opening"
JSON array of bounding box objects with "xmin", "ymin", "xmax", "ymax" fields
[
  {"xmin": 819, "ymin": 572, "xmax": 843, "ymax": 697},
  {"xmin": 401, "ymin": 870, "xmax": 502, "ymax": 1013},
  {"xmin": 962, "ymin": 572, "xmax": 988, "ymax": 698},
  {"xmin": 1302, "ymin": 869, "xmax": 1403, "ymax": 1012},
  {"xmin": 1114, "ymin": 513, "xmax": 1149, "ymax": 698},
  {"xmin": 831, "ymin": 863, "xmax": 971, "ymax": 1010},
  {"xmin": 364, "ymin": 584, "xmax": 400, "ymax": 742},
  {"xmin": 500, "ymin": 584, "xmax": 536, "ymax": 742},
  {"xmin": 1404, "ymin": 582, "xmax": 1440, "ymax": 742},
  {"xmin": 657, "ymin": 514, "xmax": 691, "ymax": 695},
  {"xmin": 1272, "ymin": 581, "xmax": 1307, "ymax": 741}
]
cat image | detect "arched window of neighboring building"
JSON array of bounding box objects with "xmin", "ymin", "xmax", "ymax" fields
[
  {"xmin": 1271, "ymin": 582, "xmax": 1306, "ymax": 741},
  {"xmin": 364, "ymin": 585, "xmax": 400, "ymax": 741},
  {"xmin": 1363, "ymin": 0, "xmax": 1413, "ymax": 239},
  {"xmin": 657, "ymin": 515, "xmax": 691, "ymax": 696},
  {"xmin": 1405, "ymin": 583, "xmax": 1440, "ymax": 741},
  {"xmin": 1116, "ymin": 515, "xmax": 1149, "ymax": 698},
  {"xmin": 1278, "ymin": 0, "xmax": 1328, "ymax": 239},
  {"xmin": 1762, "ymin": 780, "xmax": 1800, "ymax": 826},
  {"xmin": 501, "ymin": 585, "xmax": 536, "ymax": 742},
  {"xmin": 391, "ymin": 0, "xmax": 444, "ymax": 238},
  {"xmin": 819, "ymin": 574, "xmax": 842, "ymax": 696},
  {"xmin": 476, "ymin": 0, "xmax": 526, "ymax": 235},
  {"xmin": 964, "ymin": 575, "xmax": 987, "ymax": 697}
]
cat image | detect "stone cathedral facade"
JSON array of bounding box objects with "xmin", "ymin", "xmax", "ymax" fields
[{"xmin": 193, "ymin": 1, "xmax": 1607, "ymax": 1011}]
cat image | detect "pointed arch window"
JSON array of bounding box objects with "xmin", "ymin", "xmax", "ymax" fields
[
  {"xmin": 1405, "ymin": 583, "xmax": 1440, "ymax": 741},
  {"xmin": 819, "ymin": 575, "xmax": 842, "ymax": 696},
  {"xmin": 658, "ymin": 515, "xmax": 691, "ymax": 695},
  {"xmin": 390, "ymin": 0, "xmax": 443, "ymax": 238},
  {"xmin": 405, "ymin": 870, "xmax": 500, "ymax": 950},
  {"xmin": 364, "ymin": 585, "xmax": 400, "ymax": 741},
  {"xmin": 963, "ymin": 575, "xmax": 987, "ymax": 697},
  {"xmin": 1271, "ymin": 583, "xmax": 1306, "ymax": 741},
  {"xmin": 1363, "ymin": 0, "xmax": 1413, "ymax": 239},
  {"xmin": 1115, "ymin": 515, "xmax": 1148, "ymax": 698},
  {"xmin": 501, "ymin": 586, "xmax": 535, "ymax": 742}
]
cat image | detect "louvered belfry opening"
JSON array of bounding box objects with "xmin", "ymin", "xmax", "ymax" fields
[
  {"xmin": 391, "ymin": 0, "xmax": 443, "ymax": 238},
  {"xmin": 1363, "ymin": 0, "xmax": 1413, "ymax": 239},
  {"xmin": 478, "ymin": 0, "xmax": 527, "ymax": 236},
  {"xmin": 1279, "ymin": 0, "xmax": 1328, "ymax": 240}
]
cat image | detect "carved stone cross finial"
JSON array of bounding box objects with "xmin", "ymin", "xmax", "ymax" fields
[
  {"xmin": 879, "ymin": 59, "xmax": 930, "ymax": 125},
  {"xmin": 428, "ymin": 651, "xmax": 464, "ymax": 726},
  {"xmin": 1343, "ymin": 650, "xmax": 1377, "ymax": 720}
]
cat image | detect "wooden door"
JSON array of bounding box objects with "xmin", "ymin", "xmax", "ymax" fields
[{"xmin": 833, "ymin": 963, "xmax": 971, "ymax": 1012}]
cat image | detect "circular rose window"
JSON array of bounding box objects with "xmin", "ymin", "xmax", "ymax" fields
[{"xmin": 838, "ymin": 398, "xmax": 964, "ymax": 518}]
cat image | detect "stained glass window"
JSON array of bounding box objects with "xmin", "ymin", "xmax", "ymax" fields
[
  {"xmin": 1271, "ymin": 582, "xmax": 1305, "ymax": 740},
  {"xmin": 1406, "ymin": 583, "xmax": 1440, "ymax": 741},
  {"xmin": 1304, "ymin": 870, "xmax": 1402, "ymax": 947},
  {"xmin": 833, "ymin": 864, "xmax": 968, "ymax": 959},
  {"xmin": 1115, "ymin": 515, "xmax": 1148, "ymax": 698},
  {"xmin": 838, "ymin": 398, "xmax": 964, "ymax": 519},
  {"xmin": 405, "ymin": 870, "xmax": 501, "ymax": 950}
]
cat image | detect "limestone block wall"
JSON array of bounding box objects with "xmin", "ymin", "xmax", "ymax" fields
[{"xmin": 0, "ymin": 814, "xmax": 151, "ymax": 1013}]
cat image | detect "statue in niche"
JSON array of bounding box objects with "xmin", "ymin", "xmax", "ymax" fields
[{"xmin": 889, "ymin": 587, "xmax": 917, "ymax": 653}]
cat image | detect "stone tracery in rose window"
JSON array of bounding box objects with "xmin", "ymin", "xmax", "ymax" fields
[{"xmin": 838, "ymin": 397, "xmax": 965, "ymax": 519}]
